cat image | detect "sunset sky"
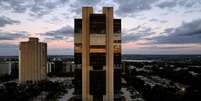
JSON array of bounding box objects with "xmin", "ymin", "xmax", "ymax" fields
[{"xmin": 0, "ymin": 0, "xmax": 201, "ymax": 55}]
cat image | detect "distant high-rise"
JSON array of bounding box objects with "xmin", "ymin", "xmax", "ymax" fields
[
  {"xmin": 19, "ymin": 37, "xmax": 47, "ymax": 83},
  {"xmin": 74, "ymin": 7, "xmax": 122, "ymax": 101}
]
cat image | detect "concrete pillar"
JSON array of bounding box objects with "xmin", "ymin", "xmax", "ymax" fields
[
  {"xmin": 103, "ymin": 7, "xmax": 114, "ymax": 101},
  {"xmin": 82, "ymin": 7, "xmax": 93, "ymax": 101}
]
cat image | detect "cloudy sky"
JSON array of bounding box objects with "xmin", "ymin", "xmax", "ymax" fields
[{"xmin": 0, "ymin": 0, "xmax": 201, "ymax": 55}]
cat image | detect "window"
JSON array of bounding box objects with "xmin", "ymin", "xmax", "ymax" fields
[
  {"xmin": 113, "ymin": 19, "xmax": 121, "ymax": 33},
  {"xmin": 74, "ymin": 19, "xmax": 82, "ymax": 33},
  {"xmin": 90, "ymin": 14, "xmax": 106, "ymax": 34}
]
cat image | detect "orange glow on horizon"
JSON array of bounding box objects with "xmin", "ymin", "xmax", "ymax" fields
[{"xmin": 47, "ymin": 40, "xmax": 74, "ymax": 49}]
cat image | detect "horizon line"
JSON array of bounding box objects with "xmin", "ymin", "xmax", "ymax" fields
[{"xmin": 0, "ymin": 54, "xmax": 201, "ymax": 57}]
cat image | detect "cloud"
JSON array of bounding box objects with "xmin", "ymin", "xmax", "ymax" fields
[
  {"xmin": 155, "ymin": 19, "xmax": 201, "ymax": 44},
  {"xmin": 115, "ymin": 0, "xmax": 158, "ymax": 16},
  {"xmin": 122, "ymin": 26, "xmax": 153, "ymax": 43},
  {"xmin": 0, "ymin": 0, "xmax": 30, "ymax": 13},
  {"xmin": 157, "ymin": 1, "xmax": 176, "ymax": 9},
  {"xmin": 0, "ymin": 0, "xmax": 70, "ymax": 17},
  {"xmin": 114, "ymin": 0, "xmax": 201, "ymax": 17},
  {"xmin": 69, "ymin": 0, "xmax": 100, "ymax": 16},
  {"xmin": 160, "ymin": 20, "xmax": 168, "ymax": 23},
  {"xmin": 148, "ymin": 18, "xmax": 168, "ymax": 24},
  {"xmin": 29, "ymin": 0, "xmax": 68, "ymax": 17},
  {"xmin": 0, "ymin": 0, "xmax": 201, "ymax": 55},
  {"xmin": 149, "ymin": 44, "xmax": 200, "ymax": 49},
  {"xmin": 78, "ymin": 0, "xmax": 100, "ymax": 5},
  {"xmin": 42, "ymin": 25, "xmax": 73, "ymax": 40},
  {"xmin": 0, "ymin": 0, "xmax": 103, "ymax": 19},
  {"xmin": 0, "ymin": 44, "xmax": 18, "ymax": 56},
  {"xmin": 149, "ymin": 18, "xmax": 159, "ymax": 22},
  {"xmin": 123, "ymin": 43, "xmax": 201, "ymax": 55},
  {"xmin": 127, "ymin": 25, "xmax": 141, "ymax": 31},
  {"xmin": 0, "ymin": 16, "xmax": 20, "ymax": 27},
  {"xmin": 156, "ymin": 0, "xmax": 200, "ymax": 9},
  {"xmin": 0, "ymin": 31, "xmax": 27, "ymax": 40}
]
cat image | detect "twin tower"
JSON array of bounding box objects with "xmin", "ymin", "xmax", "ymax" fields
[{"xmin": 74, "ymin": 7, "xmax": 122, "ymax": 101}]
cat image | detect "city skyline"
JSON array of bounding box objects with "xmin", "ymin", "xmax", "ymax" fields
[{"xmin": 0, "ymin": 0, "xmax": 201, "ymax": 55}]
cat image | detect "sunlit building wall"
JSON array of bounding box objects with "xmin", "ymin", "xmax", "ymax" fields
[{"xmin": 19, "ymin": 37, "xmax": 47, "ymax": 83}]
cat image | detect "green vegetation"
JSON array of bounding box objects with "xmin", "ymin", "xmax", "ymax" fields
[{"xmin": 0, "ymin": 80, "xmax": 68, "ymax": 101}]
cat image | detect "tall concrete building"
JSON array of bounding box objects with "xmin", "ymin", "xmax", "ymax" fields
[
  {"xmin": 19, "ymin": 37, "xmax": 47, "ymax": 83},
  {"xmin": 74, "ymin": 7, "xmax": 122, "ymax": 101}
]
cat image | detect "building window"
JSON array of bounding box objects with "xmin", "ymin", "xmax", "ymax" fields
[
  {"xmin": 75, "ymin": 19, "xmax": 82, "ymax": 33},
  {"xmin": 113, "ymin": 19, "xmax": 121, "ymax": 33},
  {"xmin": 90, "ymin": 14, "xmax": 106, "ymax": 34}
]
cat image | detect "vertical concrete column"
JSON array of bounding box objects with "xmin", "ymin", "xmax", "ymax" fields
[
  {"xmin": 39, "ymin": 43, "xmax": 42, "ymax": 81},
  {"xmin": 103, "ymin": 7, "xmax": 114, "ymax": 101},
  {"xmin": 33, "ymin": 40, "xmax": 36, "ymax": 82},
  {"xmin": 41, "ymin": 43, "xmax": 47, "ymax": 80},
  {"xmin": 28, "ymin": 42, "xmax": 30, "ymax": 81},
  {"xmin": 82, "ymin": 7, "xmax": 93, "ymax": 101},
  {"xmin": 37, "ymin": 43, "xmax": 40, "ymax": 81},
  {"xmin": 44, "ymin": 43, "xmax": 47, "ymax": 80},
  {"xmin": 19, "ymin": 43, "xmax": 22, "ymax": 83}
]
